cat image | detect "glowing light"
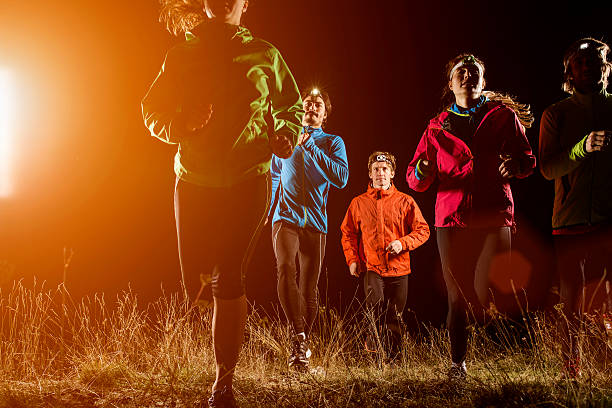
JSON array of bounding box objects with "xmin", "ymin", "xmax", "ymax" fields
[
  {"xmin": 580, "ymin": 42, "xmax": 589, "ymax": 50},
  {"xmin": 489, "ymin": 250, "xmax": 532, "ymax": 294},
  {"xmin": 0, "ymin": 69, "xmax": 14, "ymax": 197},
  {"xmin": 311, "ymin": 88, "xmax": 320, "ymax": 96}
]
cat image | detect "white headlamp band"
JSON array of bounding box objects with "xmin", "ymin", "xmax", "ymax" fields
[
  {"xmin": 449, "ymin": 60, "xmax": 484, "ymax": 80},
  {"xmin": 375, "ymin": 155, "xmax": 393, "ymax": 166}
]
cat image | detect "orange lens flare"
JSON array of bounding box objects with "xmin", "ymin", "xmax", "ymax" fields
[{"xmin": 0, "ymin": 69, "xmax": 15, "ymax": 197}]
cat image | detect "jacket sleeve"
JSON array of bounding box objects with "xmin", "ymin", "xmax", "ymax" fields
[
  {"xmin": 502, "ymin": 110, "xmax": 536, "ymax": 179},
  {"xmin": 539, "ymin": 106, "xmax": 582, "ymax": 180},
  {"xmin": 301, "ymin": 135, "xmax": 349, "ymax": 188},
  {"xmin": 269, "ymin": 49, "xmax": 303, "ymax": 146},
  {"xmin": 406, "ymin": 128, "xmax": 437, "ymax": 192},
  {"xmin": 340, "ymin": 200, "xmax": 362, "ymax": 267},
  {"xmin": 268, "ymin": 155, "xmax": 282, "ymax": 217},
  {"xmin": 398, "ymin": 197, "xmax": 430, "ymax": 252},
  {"xmin": 141, "ymin": 50, "xmax": 188, "ymax": 145}
]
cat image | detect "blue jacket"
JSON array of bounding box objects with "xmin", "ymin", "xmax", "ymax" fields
[{"xmin": 270, "ymin": 127, "xmax": 349, "ymax": 233}]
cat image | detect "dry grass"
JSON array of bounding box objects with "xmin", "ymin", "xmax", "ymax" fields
[{"xmin": 0, "ymin": 280, "xmax": 611, "ymax": 407}]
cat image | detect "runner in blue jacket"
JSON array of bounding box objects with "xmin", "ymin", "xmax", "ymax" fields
[{"xmin": 270, "ymin": 88, "xmax": 349, "ymax": 370}]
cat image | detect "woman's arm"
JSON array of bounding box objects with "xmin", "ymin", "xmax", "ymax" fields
[{"xmin": 406, "ymin": 129, "xmax": 437, "ymax": 191}]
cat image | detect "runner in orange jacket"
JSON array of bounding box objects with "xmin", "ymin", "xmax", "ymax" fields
[{"xmin": 341, "ymin": 152, "xmax": 429, "ymax": 358}]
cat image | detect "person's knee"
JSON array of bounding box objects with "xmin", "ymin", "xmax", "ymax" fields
[
  {"xmin": 212, "ymin": 272, "xmax": 246, "ymax": 300},
  {"xmin": 302, "ymin": 291, "xmax": 319, "ymax": 307},
  {"xmin": 385, "ymin": 308, "xmax": 403, "ymax": 328},
  {"xmin": 447, "ymin": 296, "xmax": 466, "ymax": 315},
  {"xmin": 446, "ymin": 287, "xmax": 463, "ymax": 306},
  {"xmin": 276, "ymin": 260, "xmax": 296, "ymax": 278},
  {"xmin": 474, "ymin": 286, "xmax": 489, "ymax": 306},
  {"xmin": 365, "ymin": 290, "xmax": 383, "ymax": 306}
]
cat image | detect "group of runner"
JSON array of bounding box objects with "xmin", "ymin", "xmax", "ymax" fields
[{"xmin": 142, "ymin": 1, "xmax": 612, "ymax": 406}]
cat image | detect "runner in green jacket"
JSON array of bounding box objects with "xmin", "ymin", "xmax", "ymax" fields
[{"xmin": 142, "ymin": 1, "xmax": 302, "ymax": 406}]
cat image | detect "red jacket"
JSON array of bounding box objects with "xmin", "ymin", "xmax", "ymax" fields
[
  {"xmin": 341, "ymin": 184, "xmax": 430, "ymax": 277},
  {"xmin": 406, "ymin": 102, "xmax": 535, "ymax": 228}
]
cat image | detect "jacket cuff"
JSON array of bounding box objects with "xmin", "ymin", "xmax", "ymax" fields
[
  {"xmin": 399, "ymin": 237, "xmax": 411, "ymax": 252},
  {"xmin": 346, "ymin": 256, "xmax": 360, "ymax": 266},
  {"xmin": 415, "ymin": 160, "xmax": 430, "ymax": 180},
  {"xmin": 569, "ymin": 134, "xmax": 589, "ymax": 161}
]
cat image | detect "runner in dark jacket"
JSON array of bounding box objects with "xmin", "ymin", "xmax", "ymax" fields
[
  {"xmin": 539, "ymin": 38, "xmax": 612, "ymax": 378},
  {"xmin": 407, "ymin": 54, "xmax": 535, "ymax": 379}
]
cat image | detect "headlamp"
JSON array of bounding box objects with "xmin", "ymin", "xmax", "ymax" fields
[
  {"xmin": 375, "ymin": 154, "xmax": 393, "ymax": 168},
  {"xmin": 449, "ymin": 55, "xmax": 484, "ymax": 80}
]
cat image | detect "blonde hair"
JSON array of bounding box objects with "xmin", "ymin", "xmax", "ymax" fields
[
  {"xmin": 159, "ymin": 0, "xmax": 206, "ymax": 36},
  {"xmin": 483, "ymin": 91, "xmax": 534, "ymax": 129}
]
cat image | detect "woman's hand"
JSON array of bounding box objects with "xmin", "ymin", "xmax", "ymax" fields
[
  {"xmin": 499, "ymin": 154, "xmax": 520, "ymax": 178},
  {"xmin": 419, "ymin": 159, "xmax": 435, "ymax": 177}
]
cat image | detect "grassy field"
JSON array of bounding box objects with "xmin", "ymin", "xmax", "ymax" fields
[{"xmin": 0, "ymin": 280, "xmax": 611, "ymax": 408}]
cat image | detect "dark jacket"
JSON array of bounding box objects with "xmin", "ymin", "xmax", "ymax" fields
[
  {"xmin": 539, "ymin": 90, "xmax": 612, "ymax": 232},
  {"xmin": 142, "ymin": 22, "xmax": 302, "ymax": 187}
]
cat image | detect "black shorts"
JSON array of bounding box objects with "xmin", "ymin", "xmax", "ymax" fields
[{"xmin": 174, "ymin": 174, "xmax": 269, "ymax": 300}]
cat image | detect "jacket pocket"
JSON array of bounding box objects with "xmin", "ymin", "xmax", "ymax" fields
[{"xmin": 561, "ymin": 175, "xmax": 570, "ymax": 204}]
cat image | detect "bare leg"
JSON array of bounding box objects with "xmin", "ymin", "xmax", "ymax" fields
[{"xmin": 212, "ymin": 295, "xmax": 247, "ymax": 393}]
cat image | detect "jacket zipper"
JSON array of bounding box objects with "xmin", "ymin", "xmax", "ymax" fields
[
  {"xmin": 302, "ymin": 147, "xmax": 307, "ymax": 227},
  {"xmin": 376, "ymin": 190, "xmax": 388, "ymax": 271},
  {"xmin": 432, "ymin": 105, "xmax": 503, "ymax": 224}
]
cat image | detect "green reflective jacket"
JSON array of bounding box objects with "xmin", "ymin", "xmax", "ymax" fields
[{"xmin": 142, "ymin": 22, "xmax": 303, "ymax": 187}]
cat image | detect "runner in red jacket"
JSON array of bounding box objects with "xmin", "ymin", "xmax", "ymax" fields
[
  {"xmin": 342, "ymin": 152, "xmax": 429, "ymax": 359},
  {"xmin": 406, "ymin": 54, "xmax": 535, "ymax": 379}
]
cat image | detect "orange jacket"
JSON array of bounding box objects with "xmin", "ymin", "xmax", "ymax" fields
[{"xmin": 341, "ymin": 184, "xmax": 430, "ymax": 277}]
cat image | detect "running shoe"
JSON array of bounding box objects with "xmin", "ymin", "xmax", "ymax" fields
[
  {"xmin": 562, "ymin": 357, "xmax": 581, "ymax": 379},
  {"xmin": 207, "ymin": 386, "xmax": 237, "ymax": 408},
  {"xmin": 288, "ymin": 333, "xmax": 311, "ymax": 370},
  {"xmin": 447, "ymin": 361, "xmax": 467, "ymax": 380},
  {"xmin": 364, "ymin": 333, "xmax": 378, "ymax": 353}
]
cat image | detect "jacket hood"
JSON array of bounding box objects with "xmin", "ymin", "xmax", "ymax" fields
[
  {"xmin": 186, "ymin": 21, "xmax": 253, "ymax": 43},
  {"xmin": 427, "ymin": 100, "xmax": 502, "ymax": 130}
]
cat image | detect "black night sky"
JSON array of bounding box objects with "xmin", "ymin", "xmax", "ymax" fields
[{"xmin": 0, "ymin": 0, "xmax": 610, "ymax": 325}]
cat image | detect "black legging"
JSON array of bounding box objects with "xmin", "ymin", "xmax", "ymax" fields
[
  {"xmin": 437, "ymin": 227, "xmax": 511, "ymax": 364},
  {"xmin": 272, "ymin": 221, "xmax": 326, "ymax": 335},
  {"xmin": 363, "ymin": 270, "xmax": 408, "ymax": 353},
  {"xmin": 554, "ymin": 226, "xmax": 612, "ymax": 360}
]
